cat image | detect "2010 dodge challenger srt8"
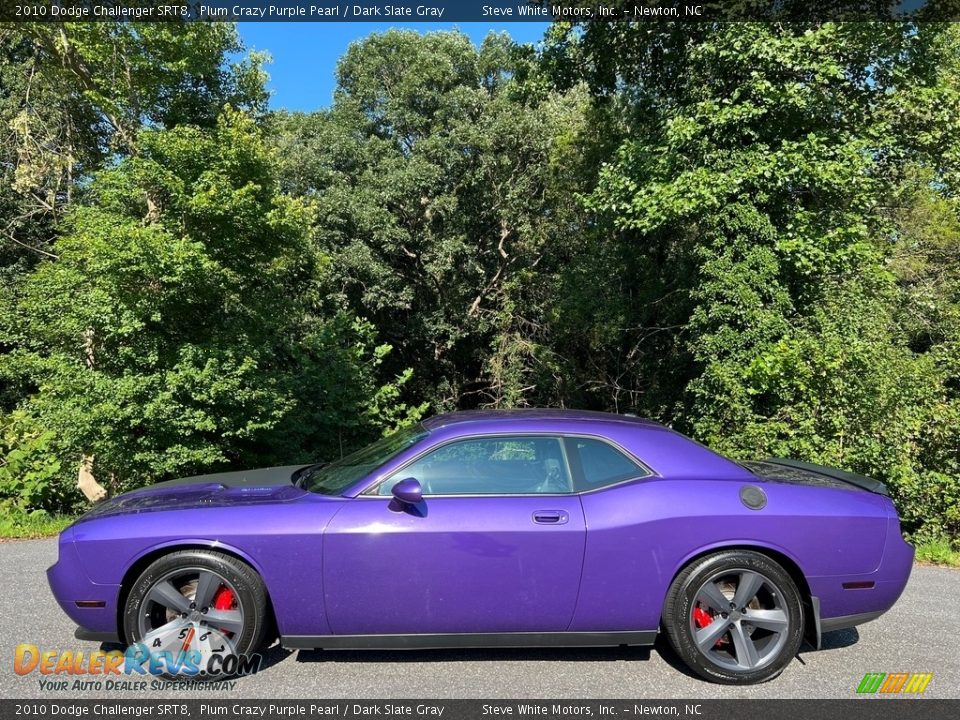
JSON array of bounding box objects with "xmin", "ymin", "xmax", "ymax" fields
[{"xmin": 48, "ymin": 409, "xmax": 913, "ymax": 684}]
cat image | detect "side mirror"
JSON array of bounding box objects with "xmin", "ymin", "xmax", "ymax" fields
[{"xmin": 391, "ymin": 477, "xmax": 423, "ymax": 505}]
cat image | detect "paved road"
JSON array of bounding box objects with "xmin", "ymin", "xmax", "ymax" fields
[{"xmin": 1, "ymin": 539, "xmax": 956, "ymax": 699}]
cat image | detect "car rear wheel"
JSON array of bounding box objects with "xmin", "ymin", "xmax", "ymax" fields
[
  {"xmin": 663, "ymin": 550, "xmax": 804, "ymax": 684},
  {"xmin": 122, "ymin": 550, "xmax": 269, "ymax": 677}
]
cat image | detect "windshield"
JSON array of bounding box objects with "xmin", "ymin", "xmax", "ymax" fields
[{"xmin": 298, "ymin": 424, "xmax": 429, "ymax": 495}]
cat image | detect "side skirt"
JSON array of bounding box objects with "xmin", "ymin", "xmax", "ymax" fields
[{"xmin": 281, "ymin": 630, "xmax": 658, "ymax": 651}]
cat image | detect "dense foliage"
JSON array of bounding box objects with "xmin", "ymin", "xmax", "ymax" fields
[
  {"xmin": 269, "ymin": 31, "xmax": 593, "ymax": 410},
  {"xmin": 0, "ymin": 22, "xmax": 957, "ymax": 546},
  {"xmin": 541, "ymin": 22, "xmax": 960, "ymax": 542}
]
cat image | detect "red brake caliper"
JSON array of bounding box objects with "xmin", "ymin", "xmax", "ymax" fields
[
  {"xmin": 211, "ymin": 585, "xmax": 235, "ymax": 634},
  {"xmin": 693, "ymin": 605, "xmax": 726, "ymax": 648},
  {"xmin": 693, "ymin": 606, "xmax": 713, "ymax": 629}
]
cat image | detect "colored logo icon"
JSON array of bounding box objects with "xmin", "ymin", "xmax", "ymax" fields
[{"xmin": 856, "ymin": 673, "xmax": 933, "ymax": 694}]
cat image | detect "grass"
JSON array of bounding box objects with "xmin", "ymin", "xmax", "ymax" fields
[
  {"xmin": 914, "ymin": 538, "xmax": 960, "ymax": 568},
  {"xmin": 0, "ymin": 511, "xmax": 75, "ymax": 539}
]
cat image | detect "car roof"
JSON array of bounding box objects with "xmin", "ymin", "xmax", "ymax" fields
[
  {"xmin": 415, "ymin": 409, "xmax": 752, "ymax": 482},
  {"xmin": 422, "ymin": 409, "xmax": 664, "ymax": 431}
]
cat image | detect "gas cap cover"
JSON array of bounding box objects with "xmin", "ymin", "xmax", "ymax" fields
[{"xmin": 740, "ymin": 485, "xmax": 767, "ymax": 510}]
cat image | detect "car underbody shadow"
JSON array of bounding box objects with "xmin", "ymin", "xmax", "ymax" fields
[
  {"xmin": 290, "ymin": 645, "xmax": 653, "ymax": 664},
  {"xmin": 651, "ymin": 635, "xmax": 702, "ymax": 680},
  {"xmin": 650, "ymin": 628, "xmax": 861, "ymax": 681},
  {"xmin": 251, "ymin": 643, "xmax": 297, "ymax": 672},
  {"xmin": 97, "ymin": 640, "xmax": 297, "ymax": 675},
  {"xmin": 98, "ymin": 627, "xmax": 857, "ymax": 679},
  {"xmin": 803, "ymin": 627, "xmax": 860, "ymax": 653}
]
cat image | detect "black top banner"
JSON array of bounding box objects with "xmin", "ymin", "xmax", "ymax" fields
[{"xmin": 2, "ymin": 1, "xmax": 960, "ymax": 23}]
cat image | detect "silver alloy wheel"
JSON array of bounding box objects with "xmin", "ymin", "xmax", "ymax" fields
[
  {"xmin": 137, "ymin": 567, "xmax": 245, "ymax": 648},
  {"xmin": 689, "ymin": 569, "xmax": 790, "ymax": 672}
]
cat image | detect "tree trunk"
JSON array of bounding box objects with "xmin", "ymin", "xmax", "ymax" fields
[
  {"xmin": 77, "ymin": 328, "xmax": 107, "ymax": 502},
  {"xmin": 77, "ymin": 455, "xmax": 106, "ymax": 503}
]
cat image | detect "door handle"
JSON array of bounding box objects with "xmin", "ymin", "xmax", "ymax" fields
[{"xmin": 532, "ymin": 510, "xmax": 569, "ymax": 525}]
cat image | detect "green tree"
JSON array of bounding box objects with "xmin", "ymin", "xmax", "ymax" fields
[
  {"xmin": 1, "ymin": 109, "xmax": 416, "ymax": 510},
  {"xmin": 0, "ymin": 22, "xmax": 272, "ymax": 505},
  {"xmin": 0, "ymin": 22, "xmax": 267, "ymax": 263},
  {"xmin": 271, "ymin": 30, "xmax": 591, "ymax": 410},
  {"xmin": 548, "ymin": 21, "xmax": 960, "ymax": 541}
]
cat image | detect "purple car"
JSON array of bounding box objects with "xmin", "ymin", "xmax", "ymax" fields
[{"xmin": 48, "ymin": 410, "xmax": 913, "ymax": 684}]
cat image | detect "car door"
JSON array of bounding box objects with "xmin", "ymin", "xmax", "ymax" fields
[{"xmin": 322, "ymin": 435, "xmax": 586, "ymax": 635}]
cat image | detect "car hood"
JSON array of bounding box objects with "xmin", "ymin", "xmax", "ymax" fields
[{"xmin": 75, "ymin": 465, "xmax": 309, "ymax": 522}]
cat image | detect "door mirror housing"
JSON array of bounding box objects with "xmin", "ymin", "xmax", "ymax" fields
[{"xmin": 391, "ymin": 477, "xmax": 423, "ymax": 505}]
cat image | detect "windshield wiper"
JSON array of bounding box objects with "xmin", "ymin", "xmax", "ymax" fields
[{"xmin": 293, "ymin": 462, "xmax": 329, "ymax": 488}]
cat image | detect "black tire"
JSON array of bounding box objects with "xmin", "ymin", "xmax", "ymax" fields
[
  {"xmin": 663, "ymin": 550, "xmax": 804, "ymax": 684},
  {"xmin": 122, "ymin": 550, "xmax": 269, "ymax": 678}
]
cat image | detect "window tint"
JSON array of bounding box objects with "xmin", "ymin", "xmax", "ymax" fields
[
  {"xmin": 570, "ymin": 438, "xmax": 647, "ymax": 490},
  {"xmin": 379, "ymin": 436, "xmax": 572, "ymax": 496}
]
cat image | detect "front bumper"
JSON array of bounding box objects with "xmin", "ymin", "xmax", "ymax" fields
[{"xmin": 47, "ymin": 528, "xmax": 122, "ymax": 642}]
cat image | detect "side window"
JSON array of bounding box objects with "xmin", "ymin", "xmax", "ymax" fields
[
  {"xmin": 378, "ymin": 436, "xmax": 573, "ymax": 496},
  {"xmin": 568, "ymin": 437, "xmax": 648, "ymax": 491}
]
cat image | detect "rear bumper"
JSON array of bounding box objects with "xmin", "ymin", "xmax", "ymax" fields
[{"xmin": 807, "ymin": 511, "xmax": 914, "ymax": 646}]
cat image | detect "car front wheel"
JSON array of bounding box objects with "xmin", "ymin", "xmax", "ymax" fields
[
  {"xmin": 663, "ymin": 550, "xmax": 804, "ymax": 684},
  {"xmin": 122, "ymin": 549, "xmax": 269, "ymax": 677}
]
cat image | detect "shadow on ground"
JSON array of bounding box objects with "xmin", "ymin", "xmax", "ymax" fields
[
  {"xmin": 289, "ymin": 645, "xmax": 653, "ymax": 665},
  {"xmin": 98, "ymin": 626, "xmax": 859, "ymax": 679}
]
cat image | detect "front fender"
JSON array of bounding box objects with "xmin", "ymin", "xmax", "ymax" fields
[{"xmin": 67, "ymin": 497, "xmax": 344, "ymax": 637}]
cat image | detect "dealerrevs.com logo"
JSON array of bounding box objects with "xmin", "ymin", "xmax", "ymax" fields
[
  {"xmin": 856, "ymin": 673, "xmax": 933, "ymax": 695},
  {"xmin": 15, "ymin": 620, "xmax": 261, "ymax": 684},
  {"xmin": 14, "ymin": 637, "xmax": 261, "ymax": 691}
]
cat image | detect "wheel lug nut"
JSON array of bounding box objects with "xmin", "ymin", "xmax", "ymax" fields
[
  {"xmin": 720, "ymin": 612, "xmax": 728, "ymax": 618},
  {"xmin": 189, "ymin": 602, "xmax": 196, "ymax": 610},
  {"xmin": 201, "ymin": 607, "xmax": 208, "ymax": 614}
]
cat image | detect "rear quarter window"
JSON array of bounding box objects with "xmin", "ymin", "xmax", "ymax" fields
[{"xmin": 568, "ymin": 437, "xmax": 649, "ymax": 491}]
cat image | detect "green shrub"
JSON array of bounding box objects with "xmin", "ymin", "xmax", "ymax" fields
[{"xmin": 0, "ymin": 412, "xmax": 79, "ymax": 513}]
